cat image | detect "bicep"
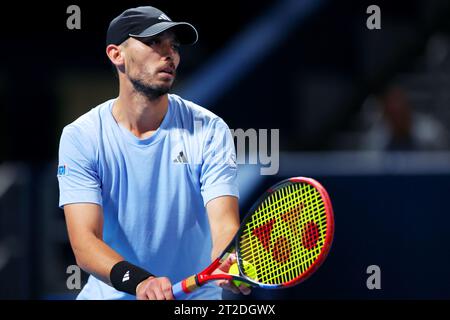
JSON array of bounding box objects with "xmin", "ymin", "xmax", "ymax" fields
[
  {"xmin": 200, "ymin": 119, "xmax": 239, "ymax": 206},
  {"xmin": 64, "ymin": 203, "xmax": 104, "ymax": 244},
  {"xmin": 206, "ymin": 196, "xmax": 240, "ymax": 239},
  {"xmin": 58, "ymin": 126, "xmax": 102, "ymax": 207}
]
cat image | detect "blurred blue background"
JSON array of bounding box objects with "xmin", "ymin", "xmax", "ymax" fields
[{"xmin": 1, "ymin": 0, "xmax": 450, "ymax": 299}]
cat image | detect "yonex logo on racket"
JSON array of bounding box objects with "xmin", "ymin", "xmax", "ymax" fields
[{"xmin": 251, "ymin": 202, "xmax": 318, "ymax": 265}]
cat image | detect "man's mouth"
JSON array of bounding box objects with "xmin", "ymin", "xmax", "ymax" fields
[{"xmin": 159, "ymin": 67, "xmax": 175, "ymax": 75}]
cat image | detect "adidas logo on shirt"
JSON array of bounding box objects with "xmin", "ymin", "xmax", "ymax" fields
[
  {"xmin": 122, "ymin": 271, "xmax": 130, "ymax": 282},
  {"xmin": 173, "ymin": 151, "xmax": 188, "ymax": 164}
]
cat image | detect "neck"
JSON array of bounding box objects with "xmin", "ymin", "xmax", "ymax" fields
[{"xmin": 112, "ymin": 79, "xmax": 169, "ymax": 139}]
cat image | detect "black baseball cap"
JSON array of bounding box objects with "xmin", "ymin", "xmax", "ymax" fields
[{"xmin": 106, "ymin": 6, "xmax": 198, "ymax": 46}]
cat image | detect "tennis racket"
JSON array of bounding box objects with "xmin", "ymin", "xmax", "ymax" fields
[{"xmin": 172, "ymin": 177, "xmax": 334, "ymax": 299}]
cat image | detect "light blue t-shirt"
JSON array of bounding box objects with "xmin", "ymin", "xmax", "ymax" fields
[{"xmin": 57, "ymin": 94, "xmax": 239, "ymax": 300}]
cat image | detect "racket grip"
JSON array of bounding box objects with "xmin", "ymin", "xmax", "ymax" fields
[{"xmin": 172, "ymin": 281, "xmax": 189, "ymax": 300}]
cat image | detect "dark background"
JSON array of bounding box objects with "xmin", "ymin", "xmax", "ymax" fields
[{"xmin": 1, "ymin": 0, "xmax": 450, "ymax": 299}]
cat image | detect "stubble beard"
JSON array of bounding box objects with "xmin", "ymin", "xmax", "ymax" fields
[{"xmin": 129, "ymin": 74, "xmax": 174, "ymax": 101}]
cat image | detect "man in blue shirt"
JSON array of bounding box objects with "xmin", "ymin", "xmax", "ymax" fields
[{"xmin": 57, "ymin": 6, "xmax": 250, "ymax": 300}]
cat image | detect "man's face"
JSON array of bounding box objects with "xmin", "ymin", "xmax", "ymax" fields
[{"xmin": 121, "ymin": 30, "xmax": 181, "ymax": 99}]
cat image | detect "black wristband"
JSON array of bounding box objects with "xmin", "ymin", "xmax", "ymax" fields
[{"xmin": 110, "ymin": 261, "xmax": 154, "ymax": 295}]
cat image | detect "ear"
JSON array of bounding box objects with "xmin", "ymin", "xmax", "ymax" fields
[{"xmin": 106, "ymin": 44, "xmax": 125, "ymax": 69}]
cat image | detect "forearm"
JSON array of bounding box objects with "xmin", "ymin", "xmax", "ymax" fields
[
  {"xmin": 72, "ymin": 233, "xmax": 124, "ymax": 285},
  {"xmin": 207, "ymin": 196, "xmax": 240, "ymax": 261},
  {"xmin": 210, "ymin": 224, "xmax": 239, "ymax": 260},
  {"xmin": 64, "ymin": 203, "xmax": 155, "ymax": 297}
]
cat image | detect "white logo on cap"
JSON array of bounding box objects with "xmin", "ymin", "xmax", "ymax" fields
[{"xmin": 158, "ymin": 14, "xmax": 171, "ymax": 21}]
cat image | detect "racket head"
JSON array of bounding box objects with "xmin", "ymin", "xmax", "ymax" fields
[{"xmin": 234, "ymin": 177, "xmax": 334, "ymax": 289}]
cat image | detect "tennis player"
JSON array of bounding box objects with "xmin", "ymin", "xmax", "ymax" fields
[{"xmin": 57, "ymin": 6, "xmax": 250, "ymax": 300}]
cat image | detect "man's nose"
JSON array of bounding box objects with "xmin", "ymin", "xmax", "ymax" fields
[{"xmin": 161, "ymin": 42, "xmax": 176, "ymax": 60}]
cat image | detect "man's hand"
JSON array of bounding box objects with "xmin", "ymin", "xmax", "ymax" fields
[
  {"xmin": 136, "ymin": 276, "xmax": 174, "ymax": 300},
  {"xmin": 214, "ymin": 253, "xmax": 251, "ymax": 296}
]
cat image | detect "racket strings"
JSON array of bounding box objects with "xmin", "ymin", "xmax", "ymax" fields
[
  {"xmin": 278, "ymin": 184, "xmax": 326, "ymax": 282},
  {"xmin": 278, "ymin": 186, "xmax": 326, "ymax": 281},
  {"xmin": 247, "ymin": 184, "xmax": 324, "ymax": 283},
  {"xmin": 238, "ymin": 182, "xmax": 329, "ymax": 285}
]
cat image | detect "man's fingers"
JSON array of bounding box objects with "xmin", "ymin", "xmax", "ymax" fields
[
  {"xmin": 218, "ymin": 280, "xmax": 240, "ymax": 294},
  {"xmin": 161, "ymin": 278, "xmax": 175, "ymax": 300},
  {"xmin": 150, "ymin": 277, "xmax": 173, "ymax": 300},
  {"xmin": 238, "ymin": 284, "xmax": 251, "ymax": 295},
  {"xmin": 145, "ymin": 290, "xmax": 157, "ymax": 300},
  {"xmin": 218, "ymin": 253, "xmax": 237, "ymax": 273},
  {"xmin": 153, "ymin": 286, "xmax": 166, "ymax": 300},
  {"xmin": 223, "ymin": 284, "xmax": 240, "ymax": 294},
  {"xmin": 136, "ymin": 292, "xmax": 148, "ymax": 300},
  {"xmin": 163, "ymin": 287, "xmax": 174, "ymax": 300},
  {"xmin": 217, "ymin": 279, "xmax": 252, "ymax": 296},
  {"xmin": 138, "ymin": 277, "xmax": 174, "ymax": 300}
]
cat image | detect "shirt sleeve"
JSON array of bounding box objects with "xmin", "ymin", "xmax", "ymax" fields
[
  {"xmin": 200, "ymin": 118, "xmax": 239, "ymax": 206},
  {"xmin": 57, "ymin": 125, "xmax": 102, "ymax": 208}
]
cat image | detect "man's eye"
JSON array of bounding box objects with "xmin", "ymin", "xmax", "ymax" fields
[
  {"xmin": 172, "ymin": 44, "xmax": 180, "ymax": 51},
  {"xmin": 145, "ymin": 39, "xmax": 159, "ymax": 45}
]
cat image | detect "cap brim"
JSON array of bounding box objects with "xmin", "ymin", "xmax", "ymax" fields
[{"xmin": 129, "ymin": 21, "xmax": 198, "ymax": 45}]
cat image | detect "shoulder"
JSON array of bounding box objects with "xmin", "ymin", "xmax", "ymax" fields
[
  {"xmin": 168, "ymin": 94, "xmax": 229, "ymax": 129},
  {"xmin": 63, "ymin": 99, "xmax": 112, "ymax": 134},
  {"xmin": 59, "ymin": 99, "xmax": 112, "ymax": 154},
  {"xmin": 61, "ymin": 99, "xmax": 113, "ymax": 137}
]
